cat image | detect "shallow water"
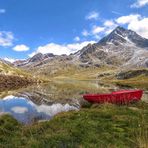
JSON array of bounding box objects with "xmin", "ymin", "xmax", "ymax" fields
[
  {"xmin": 0, "ymin": 95, "xmax": 78, "ymax": 124},
  {"xmin": 0, "ymin": 80, "xmax": 147, "ymax": 124}
]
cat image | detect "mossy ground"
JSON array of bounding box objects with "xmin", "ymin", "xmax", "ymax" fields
[{"xmin": 0, "ymin": 102, "xmax": 148, "ymax": 148}]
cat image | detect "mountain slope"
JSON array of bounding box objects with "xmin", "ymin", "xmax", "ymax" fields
[
  {"xmin": 0, "ymin": 60, "xmax": 39, "ymax": 91},
  {"xmin": 14, "ymin": 26, "xmax": 148, "ymax": 76},
  {"xmin": 98, "ymin": 26, "xmax": 148, "ymax": 48},
  {"xmin": 0, "ymin": 60, "xmax": 30, "ymax": 76},
  {"xmin": 73, "ymin": 26, "xmax": 148, "ymax": 68},
  {"xmin": 14, "ymin": 53, "xmax": 55, "ymax": 68}
]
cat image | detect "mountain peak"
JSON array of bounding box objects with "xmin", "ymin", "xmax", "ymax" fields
[
  {"xmin": 28, "ymin": 53, "xmax": 44, "ymax": 63},
  {"xmin": 113, "ymin": 26, "xmax": 127, "ymax": 32},
  {"xmin": 98, "ymin": 26, "xmax": 128, "ymax": 45},
  {"xmin": 112, "ymin": 26, "xmax": 137, "ymax": 38},
  {"xmin": 98, "ymin": 26, "xmax": 148, "ymax": 48}
]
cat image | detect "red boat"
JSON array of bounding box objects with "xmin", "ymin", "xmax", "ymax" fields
[{"xmin": 83, "ymin": 90, "xmax": 143, "ymax": 104}]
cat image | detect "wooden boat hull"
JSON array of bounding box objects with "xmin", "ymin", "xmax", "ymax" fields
[{"xmin": 83, "ymin": 90, "xmax": 143, "ymax": 104}]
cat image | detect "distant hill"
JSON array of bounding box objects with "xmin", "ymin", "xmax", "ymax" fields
[{"xmin": 0, "ymin": 60, "xmax": 26, "ymax": 76}]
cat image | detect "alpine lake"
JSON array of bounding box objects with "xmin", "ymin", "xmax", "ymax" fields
[{"xmin": 0, "ymin": 80, "xmax": 148, "ymax": 124}]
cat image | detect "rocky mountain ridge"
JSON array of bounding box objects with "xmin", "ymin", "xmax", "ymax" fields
[{"xmin": 12, "ymin": 26, "xmax": 148, "ymax": 75}]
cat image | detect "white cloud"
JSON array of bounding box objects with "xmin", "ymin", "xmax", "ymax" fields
[
  {"xmin": 104, "ymin": 20, "xmax": 115, "ymax": 27},
  {"xmin": 74, "ymin": 36, "xmax": 80, "ymax": 42},
  {"xmin": 103, "ymin": 20, "xmax": 118, "ymax": 34},
  {"xmin": 0, "ymin": 31, "xmax": 14, "ymax": 47},
  {"xmin": 82, "ymin": 21, "xmax": 116, "ymax": 40},
  {"xmin": 4, "ymin": 57, "xmax": 16, "ymax": 63},
  {"xmin": 131, "ymin": 0, "xmax": 148, "ymax": 8},
  {"xmin": 27, "ymin": 13, "xmax": 148, "ymax": 58},
  {"xmin": 0, "ymin": 9, "xmax": 6, "ymax": 14},
  {"xmin": 81, "ymin": 13, "xmax": 148, "ymax": 40},
  {"xmin": 66, "ymin": 41, "xmax": 95, "ymax": 52},
  {"xmin": 83, "ymin": 11, "xmax": 117, "ymax": 39},
  {"xmin": 86, "ymin": 11, "xmax": 99, "ymax": 20},
  {"xmin": 13, "ymin": 44, "xmax": 30, "ymax": 52},
  {"xmin": 36, "ymin": 43, "xmax": 70, "ymax": 55},
  {"xmin": 116, "ymin": 14, "xmax": 148, "ymax": 38},
  {"xmin": 11, "ymin": 106, "xmax": 28, "ymax": 114},
  {"xmin": 116, "ymin": 14, "xmax": 141, "ymax": 24},
  {"xmin": 82, "ymin": 29, "xmax": 89, "ymax": 37},
  {"xmin": 92, "ymin": 26, "xmax": 105, "ymax": 35},
  {"xmin": 29, "ymin": 41, "xmax": 96, "ymax": 57},
  {"xmin": 128, "ymin": 18, "xmax": 148, "ymax": 38}
]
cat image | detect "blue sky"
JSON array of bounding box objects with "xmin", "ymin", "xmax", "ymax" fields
[{"xmin": 0, "ymin": 0, "xmax": 148, "ymax": 61}]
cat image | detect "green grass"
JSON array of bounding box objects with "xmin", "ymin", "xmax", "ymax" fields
[
  {"xmin": 112, "ymin": 75, "xmax": 148, "ymax": 90},
  {"xmin": 0, "ymin": 102, "xmax": 148, "ymax": 147},
  {"xmin": 0, "ymin": 64, "xmax": 147, "ymax": 147}
]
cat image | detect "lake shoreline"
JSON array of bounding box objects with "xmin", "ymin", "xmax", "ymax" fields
[
  {"xmin": 0, "ymin": 74, "xmax": 40, "ymax": 92},
  {"xmin": 0, "ymin": 79, "xmax": 147, "ymax": 147}
]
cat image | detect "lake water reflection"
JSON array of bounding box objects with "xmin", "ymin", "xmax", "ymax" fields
[
  {"xmin": 0, "ymin": 95, "xmax": 78, "ymax": 124},
  {"xmin": 0, "ymin": 80, "xmax": 147, "ymax": 124}
]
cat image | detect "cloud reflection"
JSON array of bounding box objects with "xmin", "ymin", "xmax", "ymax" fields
[
  {"xmin": 11, "ymin": 106, "xmax": 28, "ymax": 114},
  {"xmin": 0, "ymin": 95, "xmax": 79, "ymax": 124}
]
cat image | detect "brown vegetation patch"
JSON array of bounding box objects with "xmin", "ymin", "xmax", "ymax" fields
[{"xmin": 0, "ymin": 75, "xmax": 38, "ymax": 92}]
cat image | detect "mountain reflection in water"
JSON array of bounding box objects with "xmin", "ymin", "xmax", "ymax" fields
[
  {"xmin": 0, "ymin": 80, "xmax": 147, "ymax": 124},
  {"xmin": 0, "ymin": 95, "xmax": 79, "ymax": 124},
  {"xmin": 0, "ymin": 80, "xmax": 114, "ymax": 124}
]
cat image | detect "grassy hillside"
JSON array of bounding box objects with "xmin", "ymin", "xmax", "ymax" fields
[
  {"xmin": 0, "ymin": 61, "xmax": 31, "ymax": 77},
  {"xmin": 0, "ymin": 102, "xmax": 148, "ymax": 147},
  {"xmin": 50, "ymin": 66, "xmax": 148, "ymax": 90},
  {"xmin": 0, "ymin": 61, "xmax": 45, "ymax": 91},
  {"xmin": 102, "ymin": 69, "xmax": 148, "ymax": 90},
  {"xmin": 51, "ymin": 66, "xmax": 116, "ymax": 80}
]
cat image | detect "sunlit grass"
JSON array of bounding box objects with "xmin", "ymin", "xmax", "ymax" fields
[{"xmin": 0, "ymin": 102, "xmax": 148, "ymax": 147}]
